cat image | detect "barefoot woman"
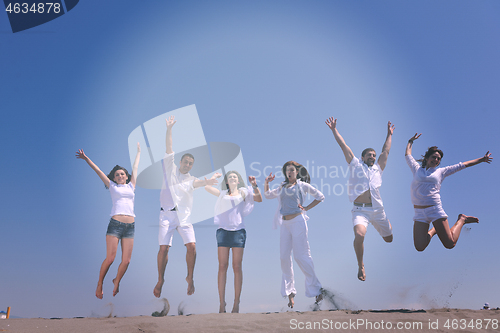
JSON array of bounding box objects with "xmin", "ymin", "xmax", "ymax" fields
[
  {"xmin": 264, "ymin": 161, "xmax": 324, "ymax": 308},
  {"xmin": 405, "ymin": 134, "xmax": 492, "ymax": 251},
  {"xmin": 76, "ymin": 144, "xmax": 140, "ymax": 298},
  {"xmin": 205, "ymin": 171, "xmax": 262, "ymax": 313}
]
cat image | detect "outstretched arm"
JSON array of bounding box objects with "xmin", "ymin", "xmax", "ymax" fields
[
  {"xmin": 130, "ymin": 143, "xmax": 141, "ymax": 187},
  {"xmin": 204, "ymin": 172, "xmax": 222, "ymax": 197},
  {"xmin": 325, "ymin": 117, "xmax": 354, "ymax": 164},
  {"xmin": 463, "ymin": 151, "xmax": 493, "ymax": 168},
  {"xmin": 405, "ymin": 133, "xmax": 421, "ymax": 156},
  {"xmin": 377, "ymin": 121, "xmax": 395, "ymax": 170},
  {"xmin": 165, "ymin": 116, "xmax": 176, "ymax": 154},
  {"xmin": 194, "ymin": 176, "xmax": 219, "ymax": 189},
  {"xmin": 248, "ymin": 176, "xmax": 262, "ymax": 202},
  {"xmin": 75, "ymin": 149, "xmax": 110, "ymax": 188}
]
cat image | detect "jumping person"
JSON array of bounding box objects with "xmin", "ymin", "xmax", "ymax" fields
[
  {"xmin": 76, "ymin": 143, "xmax": 141, "ymax": 299},
  {"xmin": 405, "ymin": 133, "xmax": 492, "ymax": 251},
  {"xmin": 326, "ymin": 117, "xmax": 394, "ymax": 281},
  {"xmin": 154, "ymin": 116, "xmax": 218, "ymax": 298},
  {"xmin": 264, "ymin": 161, "xmax": 324, "ymax": 309},
  {"xmin": 205, "ymin": 171, "xmax": 262, "ymax": 313}
]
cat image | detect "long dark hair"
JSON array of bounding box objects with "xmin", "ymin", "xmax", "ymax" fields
[
  {"xmin": 281, "ymin": 161, "xmax": 310, "ymax": 185},
  {"xmin": 221, "ymin": 170, "xmax": 247, "ymax": 200},
  {"xmin": 106, "ymin": 165, "xmax": 131, "ymax": 188},
  {"xmin": 221, "ymin": 170, "xmax": 246, "ymax": 192},
  {"xmin": 419, "ymin": 146, "xmax": 444, "ymax": 168}
]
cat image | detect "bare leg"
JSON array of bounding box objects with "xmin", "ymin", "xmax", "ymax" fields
[
  {"xmin": 217, "ymin": 247, "xmax": 230, "ymax": 313},
  {"xmin": 112, "ymin": 237, "xmax": 134, "ymax": 297},
  {"xmin": 154, "ymin": 245, "xmax": 170, "ymax": 298},
  {"xmin": 96, "ymin": 235, "xmax": 119, "ymax": 299},
  {"xmin": 288, "ymin": 293, "xmax": 295, "ymax": 308},
  {"xmin": 413, "ymin": 221, "xmax": 436, "ymax": 251},
  {"xmin": 231, "ymin": 247, "xmax": 244, "ymax": 313},
  {"xmin": 434, "ymin": 214, "xmax": 478, "ymax": 249},
  {"xmin": 353, "ymin": 224, "xmax": 367, "ymax": 281},
  {"xmin": 185, "ymin": 242, "xmax": 196, "ymax": 295}
]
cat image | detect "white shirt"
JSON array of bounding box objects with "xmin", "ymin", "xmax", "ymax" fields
[
  {"xmin": 406, "ymin": 154, "xmax": 465, "ymax": 206},
  {"xmin": 214, "ymin": 186, "xmax": 254, "ymax": 231},
  {"xmin": 109, "ymin": 181, "xmax": 135, "ymax": 217},
  {"xmin": 160, "ymin": 152, "xmax": 196, "ymax": 225},
  {"xmin": 265, "ymin": 180, "xmax": 325, "ymax": 230},
  {"xmin": 348, "ymin": 156, "xmax": 384, "ymax": 208}
]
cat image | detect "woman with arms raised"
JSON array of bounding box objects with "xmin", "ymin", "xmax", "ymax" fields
[
  {"xmin": 406, "ymin": 134, "xmax": 491, "ymax": 251},
  {"xmin": 76, "ymin": 143, "xmax": 140, "ymax": 298}
]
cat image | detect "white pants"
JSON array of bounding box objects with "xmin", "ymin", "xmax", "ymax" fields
[{"xmin": 280, "ymin": 214, "xmax": 322, "ymax": 298}]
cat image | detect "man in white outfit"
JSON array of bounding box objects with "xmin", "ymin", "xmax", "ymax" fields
[
  {"xmin": 326, "ymin": 117, "xmax": 394, "ymax": 281},
  {"xmin": 153, "ymin": 116, "xmax": 217, "ymax": 297}
]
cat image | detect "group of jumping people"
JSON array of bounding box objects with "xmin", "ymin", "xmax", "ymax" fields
[{"xmin": 76, "ymin": 116, "xmax": 492, "ymax": 312}]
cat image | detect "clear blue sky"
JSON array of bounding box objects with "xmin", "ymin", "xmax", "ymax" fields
[{"xmin": 1, "ymin": 0, "xmax": 499, "ymax": 318}]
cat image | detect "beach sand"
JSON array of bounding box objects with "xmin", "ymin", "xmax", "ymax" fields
[{"xmin": 1, "ymin": 308, "xmax": 499, "ymax": 333}]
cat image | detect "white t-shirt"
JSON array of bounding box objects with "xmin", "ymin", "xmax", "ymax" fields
[
  {"xmin": 109, "ymin": 181, "xmax": 135, "ymax": 217},
  {"xmin": 406, "ymin": 154, "xmax": 465, "ymax": 206},
  {"xmin": 214, "ymin": 186, "xmax": 254, "ymax": 231}
]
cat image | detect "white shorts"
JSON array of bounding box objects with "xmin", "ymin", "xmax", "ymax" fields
[
  {"xmin": 351, "ymin": 205, "xmax": 392, "ymax": 238},
  {"xmin": 413, "ymin": 204, "xmax": 448, "ymax": 224},
  {"xmin": 159, "ymin": 210, "xmax": 196, "ymax": 246}
]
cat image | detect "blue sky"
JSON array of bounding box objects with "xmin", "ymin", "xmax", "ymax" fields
[{"xmin": 1, "ymin": 0, "xmax": 499, "ymax": 318}]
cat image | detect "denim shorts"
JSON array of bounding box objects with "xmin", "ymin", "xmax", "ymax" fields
[
  {"xmin": 216, "ymin": 228, "xmax": 246, "ymax": 248},
  {"xmin": 106, "ymin": 218, "xmax": 135, "ymax": 239}
]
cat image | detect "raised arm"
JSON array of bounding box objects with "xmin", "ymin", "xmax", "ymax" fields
[
  {"xmin": 377, "ymin": 121, "xmax": 395, "ymax": 170},
  {"xmin": 248, "ymin": 176, "xmax": 262, "ymax": 202},
  {"xmin": 405, "ymin": 133, "xmax": 421, "ymax": 156},
  {"xmin": 325, "ymin": 117, "xmax": 355, "ymax": 164},
  {"xmin": 463, "ymin": 151, "xmax": 493, "ymax": 168},
  {"xmin": 264, "ymin": 172, "xmax": 275, "ymax": 193},
  {"xmin": 75, "ymin": 149, "xmax": 110, "ymax": 188},
  {"xmin": 130, "ymin": 143, "xmax": 141, "ymax": 187},
  {"xmin": 204, "ymin": 172, "xmax": 222, "ymax": 197},
  {"xmin": 165, "ymin": 116, "xmax": 176, "ymax": 154}
]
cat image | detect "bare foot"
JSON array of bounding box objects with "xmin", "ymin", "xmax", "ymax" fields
[
  {"xmin": 460, "ymin": 214, "xmax": 479, "ymax": 224},
  {"xmin": 153, "ymin": 280, "xmax": 164, "ymax": 298},
  {"xmin": 112, "ymin": 278, "xmax": 120, "ymax": 297},
  {"xmin": 186, "ymin": 277, "xmax": 195, "ymax": 295},
  {"xmin": 358, "ymin": 265, "xmax": 366, "ymax": 281},
  {"xmin": 231, "ymin": 302, "xmax": 239, "ymax": 313},
  {"xmin": 219, "ymin": 302, "xmax": 226, "ymax": 313},
  {"xmin": 96, "ymin": 283, "xmax": 103, "ymax": 299},
  {"xmin": 288, "ymin": 293, "xmax": 295, "ymax": 308}
]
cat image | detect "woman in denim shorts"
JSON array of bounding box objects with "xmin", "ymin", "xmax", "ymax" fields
[
  {"xmin": 205, "ymin": 171, "xmax": 262, "ymax": 313},
  {"xmin": 76, "ymin": 143, "xmax": 141, "ymax": 299}
]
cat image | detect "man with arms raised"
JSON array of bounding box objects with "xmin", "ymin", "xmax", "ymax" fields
[
  {"xmin": 326, "ymin": 117, "xmax": 394, "ymax": 281},
  {"xmin": 154, "ymin": 116, "xmax": 217, "ymax": 297}
]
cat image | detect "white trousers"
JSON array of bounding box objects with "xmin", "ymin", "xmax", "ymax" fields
[{"xmin": 280, "ymin": 214, "xmax": 322, "ymax": 298}]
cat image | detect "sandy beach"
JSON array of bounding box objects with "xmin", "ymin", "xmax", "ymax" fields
[{"xmin": 1, "ymin": 309, "xmax": 499, "ymax": 333}]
